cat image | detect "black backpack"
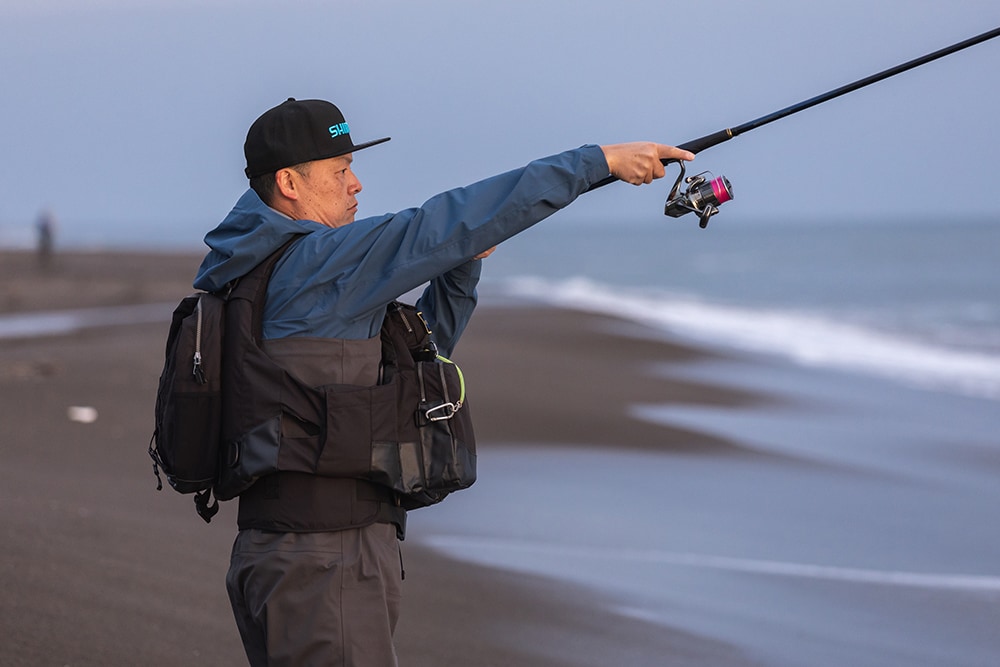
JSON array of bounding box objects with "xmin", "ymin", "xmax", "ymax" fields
[{"xmin": 149, "ymin": 240, "xmax": 295, "ymax": 521}]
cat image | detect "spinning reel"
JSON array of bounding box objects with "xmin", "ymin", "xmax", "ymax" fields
[{"xmin": 663, "ymin": 161, "xmax": 733, "ymax": 228}]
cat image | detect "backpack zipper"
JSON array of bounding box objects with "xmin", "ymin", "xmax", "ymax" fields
[
  {"xmin": 193, "ymin": 296, "xmax": 206, "ymax": 384},
  {"xmin": 394, "ymin": 303, "xmax": 414, "ymax": 334}
]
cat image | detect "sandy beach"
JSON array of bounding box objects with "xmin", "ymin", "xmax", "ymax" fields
[{"xmin": 0, "ymin": 250, "xmax": 764, "ymax": 666}]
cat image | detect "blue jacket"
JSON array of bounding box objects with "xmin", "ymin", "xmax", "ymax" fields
[{"xmin": 194, "ymin": 145, "xmax": 609, "ymax": 356}]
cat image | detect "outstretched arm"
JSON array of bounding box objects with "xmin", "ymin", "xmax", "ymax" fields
[{"xmin": 413, "ymin": 143, "xmax": 693, "ymax": 353}]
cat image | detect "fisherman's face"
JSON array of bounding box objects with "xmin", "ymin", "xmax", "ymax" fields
[{"xmin": 291, "ymin": 154, "xmax": 363, "ymax": 228}]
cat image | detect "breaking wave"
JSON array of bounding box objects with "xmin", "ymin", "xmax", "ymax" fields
[{"xmin": 503, "ymin": 275, "xmax": 1000, "ymax": 401}]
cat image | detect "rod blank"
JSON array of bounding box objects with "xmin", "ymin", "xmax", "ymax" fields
[{"xmin": 588, "ymin": 25, "xmax": 1000, "ymax": 191}]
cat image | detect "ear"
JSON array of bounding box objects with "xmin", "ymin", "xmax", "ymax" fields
[{"xmin": 274, "ymin": 168, "xmax": 301, "ymax": 201}]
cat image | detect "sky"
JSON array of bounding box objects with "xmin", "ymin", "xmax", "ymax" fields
[{"xmin": 1, "ymin": 0, "xmax": 999, "ymax": 249}]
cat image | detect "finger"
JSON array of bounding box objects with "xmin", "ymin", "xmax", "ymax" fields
[
  {"xmin": 651, "ymin": 160, "xmax": 666, "ymax": 180},
  {"xmin": 658, "ymin": 145, "xmax": 696, "ymax": 162}
]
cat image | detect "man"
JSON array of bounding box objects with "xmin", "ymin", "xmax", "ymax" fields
[{"xmin": 194, "ymin": 97, "xmax": 692, "ymax": 666}]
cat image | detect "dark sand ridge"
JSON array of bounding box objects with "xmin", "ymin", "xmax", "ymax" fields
[{"xmin": 1, "ymin": 250, "xmax": 765, "ymax": 666}]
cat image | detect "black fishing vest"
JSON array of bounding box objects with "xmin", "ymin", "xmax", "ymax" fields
[{"xmin": 215, "ymin": 246, "xmax": 476, "ymax": 535}]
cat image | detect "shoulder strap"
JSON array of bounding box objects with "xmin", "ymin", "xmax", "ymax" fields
[{"xmin": 228, "ymin": 235, "xmax": 304, "ymax": 344}]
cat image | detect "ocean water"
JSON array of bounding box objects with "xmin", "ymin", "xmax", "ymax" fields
[{"xmin": 478, "ymin": 217, "xmax": 1000, "ymax": 400}]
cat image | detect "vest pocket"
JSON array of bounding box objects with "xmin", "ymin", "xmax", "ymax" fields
[{"xmin": 314, "ymin": 382, "xmax": 398, "ymax": 478}]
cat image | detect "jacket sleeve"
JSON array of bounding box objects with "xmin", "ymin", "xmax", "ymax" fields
[
  {"xmin": 322, "ymin": 144, "xmax": 610, "ymax": 329},
  {"xmin": 415, "ymin": 259, "xmax": 482, "ymax": 358}
]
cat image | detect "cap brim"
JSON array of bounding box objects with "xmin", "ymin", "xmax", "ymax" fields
[
  {"xmin": 307, "ymin": 135, "xmax": 391, "ymax": 164},
  {"xmin": 352, "ymin": 136, "xmax": 391, "ymax": 152}
]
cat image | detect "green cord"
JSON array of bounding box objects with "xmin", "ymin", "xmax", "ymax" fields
[{"xmin": 435, "ymin": 355, "xmax": 466, "ymax": 404}]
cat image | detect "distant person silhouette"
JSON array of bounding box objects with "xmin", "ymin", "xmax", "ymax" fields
[{"xmin": 36, "ymin": 209, "xmax": 56, "ymax": 269}]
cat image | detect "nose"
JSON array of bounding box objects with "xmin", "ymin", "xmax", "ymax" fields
[{"xmin": 348, "ymin": 170, "xmax": 362, "ymax": 195}]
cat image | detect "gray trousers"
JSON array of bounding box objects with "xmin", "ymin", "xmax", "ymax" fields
[{"xmin": 226, "ymin": 523, "xmax": 403, "ymax": 667}]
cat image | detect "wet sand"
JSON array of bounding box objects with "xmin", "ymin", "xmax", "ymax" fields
[{"xmin": 0, "ymin": 250, "xmax": 765, "ymax": 666}]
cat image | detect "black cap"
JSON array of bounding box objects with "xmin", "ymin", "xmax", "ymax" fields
[{"xmin": 244, "ymin": 98, "xmax": 390, "ymax": 179}]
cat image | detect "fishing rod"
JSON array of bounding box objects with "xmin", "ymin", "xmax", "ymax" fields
[{"xmin": 591, "ymin": 25, "xmax": 1000, "ymax": 228}]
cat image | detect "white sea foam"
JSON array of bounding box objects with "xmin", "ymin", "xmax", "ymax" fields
[
  {"xmin": 423, "ymin": 535, "xmax": 1000, "ymax": 593},
  {"xmin": 503, "ymin": 275, "xmax": 1000, "ymax": 401}
]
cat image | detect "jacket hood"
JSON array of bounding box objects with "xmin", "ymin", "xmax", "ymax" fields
[{"xmin": 193, "ymin": 189, "xmax": 319, "ymax": 292}]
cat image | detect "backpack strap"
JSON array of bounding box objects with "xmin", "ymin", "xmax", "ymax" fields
[{"xmin": 226, "ymin": 235, "xmax": 305, "ymax": 345}]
